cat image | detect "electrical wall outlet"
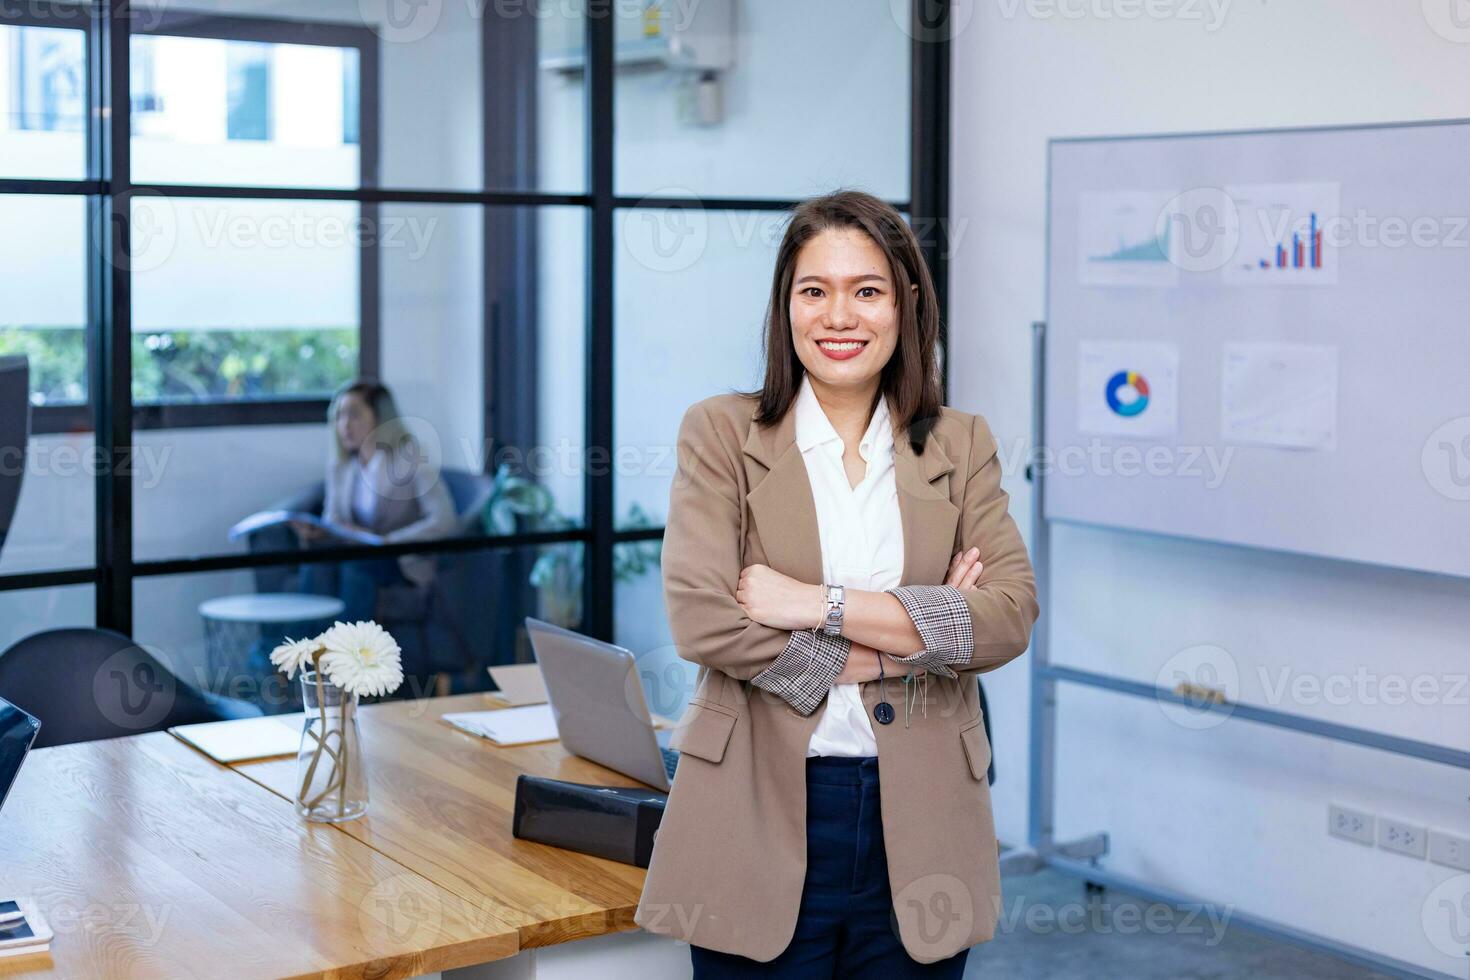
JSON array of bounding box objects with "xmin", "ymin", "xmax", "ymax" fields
[
  {"xmin": 1428, "ymin": 829, "xmax": 1470, "ymax": 871},
  {"xmin": 1378, "ymin": 817, "xmax": 1427, "ymax": 858},
  {"xmin": 1329, "ymin": 803, "xmax": 1375, "ymax": 845}
]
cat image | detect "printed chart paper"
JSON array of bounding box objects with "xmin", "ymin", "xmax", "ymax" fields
[
  {"xmin": 1077, "ymin": 340, "xmax": 1180, "ymax": 438},
  {"xmin": 1077, "ymin": 189, "xmax": 1181, "ymax": 288},
  {"xmin": 1221, "ymin": 182, "xmax": 1341, "ymax": 286},
  {"xmin": 1221, "ymin": 343, "xmax": 1338, "ymax": 450}
]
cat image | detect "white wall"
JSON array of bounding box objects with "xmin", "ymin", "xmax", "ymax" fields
[
  {"xmin": 949, "ymin": 1, "xmax": 1470, "ymax": 973},
  {"xmin": 612, "ymin": 0, "xmax": 909, "ymax": 200}
]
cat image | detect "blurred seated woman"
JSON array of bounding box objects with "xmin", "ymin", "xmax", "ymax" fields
[{"xmin": 297, "ymin": 379, "xmax": 456, "ymax": 623}]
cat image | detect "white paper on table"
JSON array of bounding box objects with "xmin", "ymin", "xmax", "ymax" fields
[
  {"xmin": 170, "ymin": 714, "xmax": 303, "ymax": 764},
  {"xmin": 442, "ymin": 704, "xmax": 560, "ymax": 746},
  {"xmin": 1076, "ymin": 340, "xmax": 1180, "ymax": 438},
  {"xmin": 485, "ymin": 663, "xmax": 549, "ymax": 706},
  {"xmin": 1220, "ymin": 342, "xmax": 1338, "ymax": 450}
]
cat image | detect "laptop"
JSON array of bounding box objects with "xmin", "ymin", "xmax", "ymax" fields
[
  {"xmin": 524, "ymin": 617, "xmax": 679, "ymax": 792},
  {"xmin": 0, "ymin": 696, "xmax": 40, "ymax": 817}
]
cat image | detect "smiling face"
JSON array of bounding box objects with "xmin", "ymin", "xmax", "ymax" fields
[{"xmin": 789, "ymin": 226, "xmax": 905, "ymax": 393}]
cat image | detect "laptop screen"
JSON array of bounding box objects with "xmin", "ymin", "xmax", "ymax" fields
[{"xmin": 0, "ymin": 696, "xmax": 40, "ymax": 816}]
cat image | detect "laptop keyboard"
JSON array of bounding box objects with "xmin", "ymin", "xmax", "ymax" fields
[{"xmin": 661, "ymin": 746, "xmax": 680, "ymax": 780}]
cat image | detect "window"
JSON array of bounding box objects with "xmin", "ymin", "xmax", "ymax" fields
[
  {"xmin": 0, "ymin": 195, "xmax": 88, "ymax": 408},
  {"xmin": 0, "ymin": 2, "xmax": 945, "ymax": 710},
  {"xmin": 614, "ymin": 207, "xmax": 783, "ymax": 529},
  {"xmin": 128, "ymin": 196, "xmax": 362, "ymax": 406},
  {"xmin": 10, "ymin": 24, "xmax": 85, "ymax": 133},
  {"xmin": 131, "ymin": 31, "xmax": 363, "ymax": 189},
  {"xmin": 225, "ymin": 41, "xmax": 270, "ymax": 142},
  {"xmin": 0, "ymin": 23, "xmax": 86, "ymax": 179},
  {"xmin": 0, "ymin": 586, "xmax": 93, "ymax": 652},
  {"xmin": 342, "ymin": 49, "xmax": 359, "ymax": 146},
  {"xmin": 124, "ymin": 17, "xmax": 376, "ymax": 420}
]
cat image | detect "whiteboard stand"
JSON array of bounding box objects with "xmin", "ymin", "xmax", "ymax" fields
[
  {"xmin": 998, "ymin": 321, "xmax": 1467, "ymax": 980},
  {"xmin": 999, "ymin": 321, "xmax": 1111, "ymax": 879}
]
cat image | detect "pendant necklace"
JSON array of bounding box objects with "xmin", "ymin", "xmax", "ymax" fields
[{"xmin": 873, "ymin": 653, "xmax": 895, "ymax": 725}]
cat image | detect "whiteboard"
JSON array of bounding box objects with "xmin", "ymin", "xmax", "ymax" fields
[{"xmin": 1044, "ymin": 120, "xmax": 1470, "ymax": 579}]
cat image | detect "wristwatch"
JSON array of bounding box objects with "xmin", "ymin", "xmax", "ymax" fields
[{"xmin": 819, "ymin": 583, "xmax": 846, "ymax": 635}]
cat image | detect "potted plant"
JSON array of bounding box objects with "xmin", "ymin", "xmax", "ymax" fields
[{"xmin": 480, "ymin": 464, "xmax": 663, "ymax": 630}]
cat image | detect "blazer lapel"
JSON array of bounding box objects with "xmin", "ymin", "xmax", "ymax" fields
[
  {"xmin": 743, "ymin": 406, "xmax": 824, "ymax": 587},
  {"xmin": 741, "ymin": 400, "xmax": 959, "ymax": 589},
  {"xmin": 892, "ymin": 423, "xmax": 960, "ymax": 588}
]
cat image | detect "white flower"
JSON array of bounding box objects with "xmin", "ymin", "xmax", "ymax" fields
[
  {"xmin": 318, "ymin": 620, "xmax": 404, "ymax": 698},
  {"xmin": 270, "ymin": 635, "xmax": 324, "ymax": 680}
]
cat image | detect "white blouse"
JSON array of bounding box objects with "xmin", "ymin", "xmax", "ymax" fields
[
  {"xmin": 349, "ymin": 450, "xmax": 388, "ymax": 530},
  {"xmin": 792, "ymin": 373, "xmax": 905, "ymax": 758}
]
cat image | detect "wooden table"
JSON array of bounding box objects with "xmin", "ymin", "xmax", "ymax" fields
[
  {"xmin": 0, "ymin": 694, "xmax": 678, "ymax": 979},
  {"xmin": 0, "ymin": 731, "xmax": 519, "ymax": 980},
  {"xmin": 227, "ymin": 694, "xmax": 653, "ymax": 953}
]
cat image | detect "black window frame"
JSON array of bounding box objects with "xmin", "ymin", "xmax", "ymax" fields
[
  {"xmin": 23, "ymin": 9, "xmax": 382, "ymax": 436},
  {"xmin": 0, "ymin": 0, "xmax": 954, "ymax": 659}
]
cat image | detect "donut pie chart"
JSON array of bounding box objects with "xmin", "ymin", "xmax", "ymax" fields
[{"xmin": 1105, "ymin": 370, "xmax": 1150, "ymax": 417}]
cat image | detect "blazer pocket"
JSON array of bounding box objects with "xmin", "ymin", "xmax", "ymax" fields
[
  {"xmin": 958, "ymin": 713, "xmax": 991, "ymax": 781},
  {"xmin": 670, "ymin": 698, "xmax": 738, "ymax": 764}
]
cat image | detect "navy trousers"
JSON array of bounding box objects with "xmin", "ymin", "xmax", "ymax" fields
[
  {"xmin": 689, "ymin": 755, "xmax": 971, "ymax": 978},
  {"xmin": 301, "ymin": 556, "xmax": 407, "ymax": 622}
]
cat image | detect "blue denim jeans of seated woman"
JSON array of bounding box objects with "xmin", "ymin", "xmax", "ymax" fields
[
  {"xmin": 689, "ymin": 755, "xmax": 971, "ymax": 979},
  {"xmin": 301, "ymin": 556, "xmax": 407, "ymax": 623}
]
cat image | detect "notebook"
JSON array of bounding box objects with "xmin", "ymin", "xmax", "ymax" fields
[
  {"xmin": 442, "ymin": 704, "xmax": 560, "ymax": 746},
  {"xmin": 170, "ymin": 715, "xmax": 303, "ymax": 764}
]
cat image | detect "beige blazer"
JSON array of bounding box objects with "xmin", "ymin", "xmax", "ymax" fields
[
  {"xmin": 323, "ymin": 444, "xmax": 457, "ymax": 587},
  {"xmin": 633, "ymin": 391, "xmax": 1039, "ymax": 964}
]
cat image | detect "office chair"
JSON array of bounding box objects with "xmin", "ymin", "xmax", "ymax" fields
[
  {"xmin": 0, "ymin": 628, "xmax": 261, "ymax": 748},
  {"xmin": 0, "ymin": 356, "xmax": 29, "ymax": 558}
]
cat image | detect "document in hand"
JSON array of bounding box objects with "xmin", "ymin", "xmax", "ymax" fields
[{"xmin": 227, "ymin": 510, "xmax": 384, "ymax": 546}]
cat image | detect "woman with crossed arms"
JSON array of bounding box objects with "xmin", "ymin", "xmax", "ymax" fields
[{"xmin": 635, "ymin": 190, "xmax": 1039, "ymax": 976}]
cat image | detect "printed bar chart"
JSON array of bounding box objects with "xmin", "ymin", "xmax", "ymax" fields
[{"xmin": 1225, "ymin": 182, "xmax": 1339, "ymax": 284}]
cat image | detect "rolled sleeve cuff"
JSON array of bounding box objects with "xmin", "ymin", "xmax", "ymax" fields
[
  {"xmin": 883, "ymin": 585, "xmax": 974, "ymax": 678},
  {"xmin": 749, "ymin": 629, "xmax": 849, "ymax": 715}
]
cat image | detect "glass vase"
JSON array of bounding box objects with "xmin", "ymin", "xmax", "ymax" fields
[{"xmin": 295, "ymin": 669, "xmax": 368, "ymax": 822}]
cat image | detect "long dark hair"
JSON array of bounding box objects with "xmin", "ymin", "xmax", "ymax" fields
[{"xmin": 738, "ymin": 189, "xmax": 944, "ymax": 454}]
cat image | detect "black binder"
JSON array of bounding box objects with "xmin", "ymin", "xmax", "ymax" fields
[{"xmin": 512, "ymin": 775, "xmax": 668, "ymax": 868}]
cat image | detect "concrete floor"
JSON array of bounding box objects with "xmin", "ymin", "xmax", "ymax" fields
[{"xmin": 963, "ymin": 867, "xmax": 1397, "ymax": 979}]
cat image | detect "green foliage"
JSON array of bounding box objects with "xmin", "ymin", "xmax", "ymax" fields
[
  {"xmin": 135, "ymin": 328, "xmax": 357, "ymax": 402},
  {"xmin": 0, "ymin": 327, "xmax": 87, "ymax": 404},
  {"xmin": 0, "ymin": 326, "xmax": 357, "ymax": 405},
  {"xmin": 480, "ymin": 461, "xmax": 664, "ymax": 629}
]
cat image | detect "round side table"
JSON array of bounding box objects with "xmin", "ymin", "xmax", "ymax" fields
[{"xmin": 200, "ymin": 593, "xmax": 346, "ymax": 713}]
